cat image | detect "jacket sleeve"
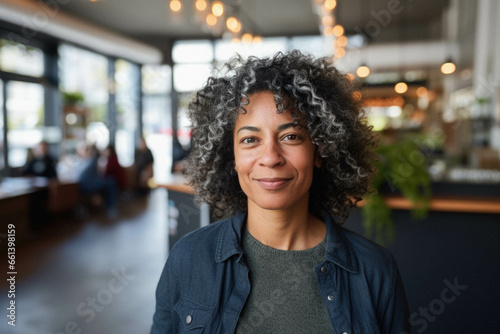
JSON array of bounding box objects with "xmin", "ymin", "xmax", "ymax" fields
[
  {"xmin": 379, "ymin": 255, "xmax": 410, "ymax": 334},
  {"xmin": 151, "ymin": 251, "xmax": 180, "ymax": 334}
]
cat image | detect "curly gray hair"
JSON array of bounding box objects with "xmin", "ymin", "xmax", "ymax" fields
[{"xmin": 186, "ymin": 50, "xmax": 378, "ymax": 222}]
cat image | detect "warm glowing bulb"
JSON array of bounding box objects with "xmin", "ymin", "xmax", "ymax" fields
[
  {"xmin": 346, "ymin": 73, "xmax": 355, "ymax": 82},
  {"xmin": 212, "ymin": 1, "xmax": 224, "ymax": 17},
  {"xmin": 231, "ymin": 38, "xmax": 241, "ymax": 45},
  {"xmin": 352, "ymin": 91, "xmax": 362, "ymax": 101},
  {"xmin": 336, "ymin": 35, "xmax": 348, "ymax": 47},
  {"xmin": 170, "ymin": 0, "xmax": 182, "ymax": 12},
  {"xmin": 356, "ymin": 65, "xmax": 370, "ymax": 78},
  {"xmin": 335, "ymin": 47, "xmax": 345, "ymax": 59},
  {"xmin": 322, "ymin": 15, "xmax": 333, "ymax": 26},
  {"xmin": 324, "ymin": 0, "xmax": 337, "ymax": 10},
  {"xmin": 253, "ymin": 35, "xmax": 263, "ymax": 44},
  {"xmin": 416, "ymin": 86, "xmax": 428, "ymax": 97},
  {"xmin": 242, "ymin": 33, "xmax": 253, "ymax": 44},
  {"xmin": 206, "ymin": 14, "xmax": 217, "ymax": 26},
  {"xmin": 195, "ymin": 0, "xmax": 207, "ymax": 11},
  {"xmin": 395, "ymin": 82, "xmax": 408, "ymax": 94},
  {"xmin": 441, "ymin": 61, "xmax": 456, "ymax": 74},
  {"xmin": 333, "ymin": 25, "xmax": 344, "ymax": 37},
  {"xmin": 323, "ymin": 26, "xmax": 333, "ymax": 36},
  {"xmin": 226, "ymin": 17, "xmax": 241, "ymax": 32}
]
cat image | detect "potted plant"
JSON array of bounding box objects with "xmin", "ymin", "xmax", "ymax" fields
[
  {"xmin": 62, "ymin": 91, "xmax": 85, "ymax": 107},
  {"xmin": 362, "ymin": 136, "xmax": 433, "ymax": 244}
]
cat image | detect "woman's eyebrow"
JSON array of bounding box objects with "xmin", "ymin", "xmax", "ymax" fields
[
  {"xmin": 236, "ymin": 126, "xmax": 260, "ymax": 134},
  {"xmin": 277, "ymin": 122, "xmax": 297, "ymax": 131},
  {"xmin": 236, "ymin": 122, "xmax": 299, "ymax": 134}
]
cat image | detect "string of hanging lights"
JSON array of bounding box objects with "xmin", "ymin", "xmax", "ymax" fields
[
  {"xmin": 311, "ymin": 0, "xmax": 347, "ymax": 60},
  {"xmin": 169, "ymin": 0, "xmax": 262, "ymax": 45}
]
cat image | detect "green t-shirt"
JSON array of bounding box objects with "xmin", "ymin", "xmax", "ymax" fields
[{"xmin": 235, "ymin": 228, "xmax": 334, "ymax": 334}]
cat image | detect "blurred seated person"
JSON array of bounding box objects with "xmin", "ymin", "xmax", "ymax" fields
[
  {"xmin": 134, "ymin": 137, "xmax": 154, "ymax": 190},
  {"xmin": 76, "ymin": 142, "xmax": 118, "ymax": 217},
  {"xmin": 99, "ymin": 145, "xmax": 126, "ymax": 191},
  {"xmin": 22, "ymin": 141, "xmax": 58, "ymax": 179}
]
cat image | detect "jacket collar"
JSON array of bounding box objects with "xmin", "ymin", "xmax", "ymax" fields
[{"xmin": 215, "ymin": 212, "xmax": 358, "ymax": 273}]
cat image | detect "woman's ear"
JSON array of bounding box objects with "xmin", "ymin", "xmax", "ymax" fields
[
  {"xmin": 314, "ymin": 156, "xmax": 322, "ymax": 168},
  {"xmin": 314, "ymin": 150, "xmax": 322, "ymax": 168}
]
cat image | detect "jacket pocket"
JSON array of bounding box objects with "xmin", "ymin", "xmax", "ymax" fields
[{"xmin": 174, "ymin": 296, "xmax": 211, "ymax": 333}]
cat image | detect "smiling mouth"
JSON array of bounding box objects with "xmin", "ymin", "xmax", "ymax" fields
[{"xmin": 255, "ymin": 178, "xmax": 292, "ymax": 190}]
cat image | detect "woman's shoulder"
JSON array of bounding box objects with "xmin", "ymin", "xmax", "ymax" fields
[{"xmin": 168, "ymin": 216, "xmax": 239, "ymax": 262}]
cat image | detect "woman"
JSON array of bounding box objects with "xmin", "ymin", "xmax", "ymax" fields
[
  {"xmin": 101, "ymin": 145, "xmax": 126, "ymax": 190},
  {"xmin": 151, "ymin": 51, "xmax": 409, "ymax": 333}
]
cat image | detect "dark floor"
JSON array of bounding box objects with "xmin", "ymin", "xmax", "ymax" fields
[{"xmin": 0, "ymin": 188, "xmax": 169, "ymax": 334}]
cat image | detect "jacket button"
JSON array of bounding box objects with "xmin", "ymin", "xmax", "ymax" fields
[
  {"xmin": 327, "ymin": 295, "xmax": 334, "ymax": 301},
  {"xmin": 186, "ymin": 314, "xmax": 192, "ymax": 324},
  {"xmin": 321, "ymin": 266, "xmax": 327, "ymax": 273}
]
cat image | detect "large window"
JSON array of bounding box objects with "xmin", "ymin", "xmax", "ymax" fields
[
  {"xmin": 115, "ymin": 59, "xmax": 140, "ymax": 167},
  {"xmin": 173, "ymin": 40, "xmax": 214, "ymax": 93},
  {"xmin": 59, "ymin": 44, "xmax": 109, "ymax": 152},
  {"xmin": 0, "ymin": 39, "xmax": 46, "ymax": 175},
  {"xmin": 0, "ymin": 39, "xmax": 44, "ymax": 77},
  {"xmin": 6, "ymin": 81, "xmax": 44, "ymax": 168},
  {"xmin": 142, "ymin": 64, "xmax": 172, "ymax": 182}
]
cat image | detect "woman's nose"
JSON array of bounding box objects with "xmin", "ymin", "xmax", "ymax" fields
[{"xmin": 258, "ymin": 141, "xmax": 285, "ymax": 167}]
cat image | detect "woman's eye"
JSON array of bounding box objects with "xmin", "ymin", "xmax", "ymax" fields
[
  {"xmin": 241, "ymin": 137, "xmax": 256, "ymax": 144},
  {"xmin": 283, "ymin": 134, "xmax": 299, "ymax": 141}
]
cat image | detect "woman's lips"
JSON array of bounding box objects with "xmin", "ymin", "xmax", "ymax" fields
[{"xmin": 255, "ymin": 178, "xmax": 291, "ymax": 190}]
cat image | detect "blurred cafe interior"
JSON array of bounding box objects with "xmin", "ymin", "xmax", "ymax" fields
[{"xmin": 0, "ymin": 0, "xmax": 499, "ymax": 333}]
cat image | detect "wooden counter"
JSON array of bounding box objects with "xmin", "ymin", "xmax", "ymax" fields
[{"xmin": 381, "ymin": 196, "xmax": 500, "ymax": 214}]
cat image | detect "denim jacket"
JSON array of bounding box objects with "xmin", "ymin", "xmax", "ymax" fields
[{"xmin": 151, "ymin": 213, "xmax": 410, "ymax": 333}]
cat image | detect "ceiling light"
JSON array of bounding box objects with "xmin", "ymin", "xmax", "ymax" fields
[
  {"xmin": 352, "ymin": 91, "xmax": 362, "ymax": 101},
  {"xmin": 416, "ymin": 86, "xmax": 428, "ymax": 98},
  {"xmin": 170, "ymin": 0, "xmax": 182, "ymax": 12},
  {"xmin": 242, "ymin": 33, "xmax": 253, "ymax": 44},
  {"xmin": 356, "ymin": 65, "xmax": 370, "ymax": 78},
  {"xmin": 333, "ymin": 25, "xmax": 344, "ymax": 37},
  {"xmin": 336, "ymin": 35, "xmax": 348, "ymax": 47},
  {"xmin": 322, "ymin": 15, "xmax": 333, "ymax": 27},
  {"xmin": 206, "ymin": 14, "xmax": 217, "ymax": 26},
  {"xmin": 226, "ymin": 17, "xmax": 241, "ymax": 33},
  {"xmin": 195, "ymin": 0, "xmax": 207, "ymax": 11},
  {"xmin": 334, "ymin": 47, "xmax": 345, "ymax": 59},
  {"xmin": 324, "ymin": 0, "xmax": 337, "ymax": 10},
  {"xmin": 346, "ymin": 73, "xmax": 355, "ymax": 82},
  {"xmin": 320, "ymin": 5, "xmax": 333, "ymax": 14},
  {"xmin": 212, "ymin": 1, "xmax": 224, "ymax": 17},
  {"xmin": 253, "ymin": 36, "xmax": 263, "ymax": 44},
  {"xmin": 441, "ymin": 59, "xmax": 456, "ymax": 74},
  {"xmin": 323, "ymin": 26, "xmax": 333, "ymax": 36},
  {"xmin": 394, "ymin": 82, "xmax": 408, "ymax": 94}
]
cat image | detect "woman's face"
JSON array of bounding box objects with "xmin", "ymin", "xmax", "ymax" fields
[{"xmin": 233, "ymin": 91, "xmax": 320, "ymax": 212}]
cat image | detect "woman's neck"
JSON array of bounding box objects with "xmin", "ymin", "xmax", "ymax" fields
[{"xmin": 245, "ymin": 201, "xmax": 326, "ymax": 251}]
